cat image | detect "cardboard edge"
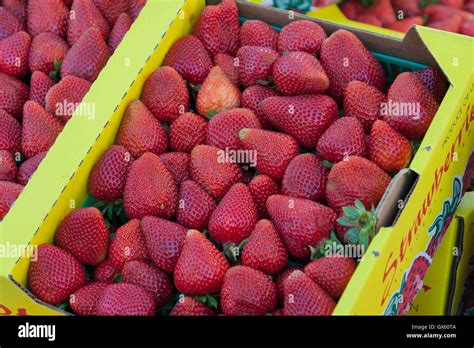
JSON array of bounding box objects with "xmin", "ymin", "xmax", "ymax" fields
[{"xmin": 445, "ymin": 215, "xmax": 465, "ymax": 315}]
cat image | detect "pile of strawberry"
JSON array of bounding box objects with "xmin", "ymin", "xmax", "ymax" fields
[
  {"xmin": 340, "ymin": 0, "xmax": 474, "ymax": 35},
  {"xmin": 0, "ymin": 0, "xmax": 146, "ymax": 220},
  {"xmin": 28, "ymin": 0, "xmax": 447, "ymax": 316}
]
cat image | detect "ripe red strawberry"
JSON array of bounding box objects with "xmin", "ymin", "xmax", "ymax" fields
[
  {"xmin": 45, "ymin": 75, "xmax": 92, "ymax": 122},
  {"xmin": 282, "ymin": 270, "xmax": 335, "ymax": 316},
  {"xmin": 141, "ymin": 66, "xmax": 190, "ymax": 122},
  {"xmin": 391, "ymin": 0, "xmax": 421, "ymax": 17},
  {"xmin": 275, "ymin": 266, "xmax": 303, "ymax": 302},
  {"xmin": 28, "ymin": 244, "xmax": 86, "ymax": 305},
  {"xmin": 142, "ymin": 216, "xmax": 187, "ymax": 273},
  {"xmin": 356, "ymin": 14, "xmax": 382, "ymax": 27},
  {"xmin": 326, "ymin": 156, "xmax": 391, "ymax": 213},
  {"xmin": 413, "ymin": 67, "xmax": 449, "ymax": 104},
  {"xmin": 320, "ymin": 29, "xmax": 386, "ymax": 102},
  {"xmin": 384, "ymin": 16, "xmax": 423, "ymax": 33},
  {"xmin": 3, "ymin": 0, "xmax": 27, "ymax": 24},
  {"xmin": 0, "ymin": 109, "xmax": 21, "ymax": 153},
  {"xmin": 108, "ymin": 12, "xmax": 131, "ymax": 51},
  {"xmin": 277, "ymin": 20, "xmax": 327, "ymax": 56},
  {"xmin": 28, "ymin": 33, "xmax": 69, "ymax": 74},
  {"xmin": 236, "ymin": 46, "xmax": 279, "ymax": 88},
  {"xmin": 343, "ymin": 80, "xmax": 386, "ymax": 132},
  {"xmin": 0, "ymin": 150, "xmax": 17, "ymax": 182},
  {"xmin": 61, "ymin": 28, "xmax": 111, "ymax": 82},
  {"xmin": 115, "ymin": 99, "xmax": 168, "ymax": 158},
  {"xmin": 365, "ymin": 0, "xmax": 397, "ymax": 25},
  {"xmin": 241, "ymin": 219, "xmax": 288, "ymax": 275},
  {"xmin": 206, "ymin": 108, "xmax": 261, "ymax": 150},
  {"xmin": 242, "ymin": 85, "xmax": 279, "ymax": 129},
  {"xmin": 169, "ymin": 112, "xmax": 207, "ymax": 153},
  {"xmin": 21, "ymin": 101, "xmax": 64, "ymax": 159},
  {"xmin": 282, "ymin": 153, "xmax": 328, "ymax": 201},
  {"xmin": 16, "ymin": 151, "xmax": 47, "ymax": 185},
  {"xmin": 459, "ymin": 19, "xmax": 474, "ymax": 37},
  {"xmin": 55, "ymin": 207, "xmax": 109, "ymax": 266},
  {"xmin": 0, "ymin": 31, "xmax": 30, "ymax": 77},
  {"xmin": 96, "ymin": 283, "xmax": 157, "ymax": 316},
  {"xmin": 124, "ymin": 152, "xmax": 178, "ymax": 219},
  {"xmin": 29, "ymin": 71, "xmax": 56, "ymax": 107},
  {"xmin": 221, "ymin": 265, "xmax": 278, "ymax": 316},
  {"xmin": 424, "ymin": 4, "xmax": 471, "ymax": 22},
  {"xmin": 128, "ymin": 0, "xmax": 146, "ymax": 21},
  {"xmin": 240, "ymin": 20, "xmax": 278, "ymax": 50},
  {"xmin": 214, "ymin": 53, "xmax": 239, "ymax": 85},
  {"xmin": 174, "ymin": 230, "xmax": 230, "ymax": 295},
  {"xmin": 68, "ymin": 0, "xmax": 110, "ymax": 46},
  {"xmin": 0, "ymin": 72, "xmax": 29, "ymax": 119},
  {"xmin": 93, "ymin": 0, "xmax": 129, "ymax": 26},
  {"xmin": 304, "ymin": 256, "xmax": 356, "ymax": 300},
  {"xmin": 384, "ymin": 72, "xmax": 439, "ymax": 139},
  {"xmin": 193, "ymin": 0, "xmax": 240, "ymax": 57},
  {"xmin": 261, "ymin": 95, "xmax": 338, "ymax": 149},
  {"xmin": 427, "ymin": 15, "xmax": 463, "ymax": 33},
  {"xmin": 0, "ymin": 180, "xmax": 23, "ymax": 220},
  {"xmin": 316, "ymin": 117, "xmax": 367, "ymax": 163},
  {"xmin": 340, "ymin": 1, "xmax": 365, "ymax": 20},
  {"xmin": 248, "ymin": 174, "xmax": 280, "ymax": 219},
  {"xmin": 239, "ymin": 129, "xmax": 300, "ymax": 180},
  {"xmin": 190, "ymin": 145, "xmax": 243, "ymax": 199},
  {"xmin": 171, "ymin": 296, "xmax": 217, "ymax": 316},
  {"xmin": 196, "ymin": 66, "xmax": 241, "ymax": 117},
  {"xmin": 122, "ymin": 260, "xmax": 174, "ymax": 307},
  {"xmin": 70, "ymin": 282, "xmax": 108, "ymax": 316},
  {"xmin": 159, "ymin": 152, "xmax": 190, "ymax": 186},
  {"xmin": 163, "ymin": 35, "xmax": 213, "ymax": 85},
  {"xmin": 0, "ymin": 6, "xmax": 24, "ymax": 40},
  {"xmin": 27, "ymin": 0, "xmax": 69, "ymax": 38},
  {"xmin": 94, "ymin": 258, "xmax": 119, "ymax": 283},
  {"xmin": 440, "ymin": 0, "xmax": 464, "ymax": 8},
  {"xmin": 208, "ymin": 183, "xmax": 258, "ymax": 245},
  {"xmin": 177, "ymin": 180, "xmax": 217, "ymax": 230}
]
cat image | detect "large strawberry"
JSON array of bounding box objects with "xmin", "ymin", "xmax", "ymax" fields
[
  {"xmin": 93, "ymin": 0, "xmax": 129, "ymax": 26},
  {"xmin": 174, "ymin": 230, "xmax": 230, "ymax": 295},
  {"xmin": 28, "ymin": 33, "xmax": 69, "ymax": 75},
  {"xmin": 277, "ymin": 20, "xmax": 327, "ymax": 56},
  {"xmin": 70, "ymin": 282, "xmax": 108, "ymax": 316},
  {"xmin": 236, "ymin": 46, "xmax": 279, "ymax": 88},
  {"xmin": 171, "ymin": 296, "xmax": 217, "ymax": 316},
  {"xmin": 0, "ymin": 109, "xmax": 21, "ymax": 154},
  {"xmin": 241, "ymin": 85, "xmax": 279, "ymax": 129},
  {"xmin": 28, "ymin": 244, "xmax": 86, "ymax": 305},
  {"xmin": 108, "ymin": 12, "xmax": 131, "ymax": 52},
  {"xmin": 0, "ymin": 181, "xmax": 23, "ymax": 220},
  {"xmin": 208, "ymin": 183, "xmax": 258, "ymax": 245},
  {"xmin": 169, "ymin": 112, "xmax": 207, "ymax": 153},
  {"xmin": 214, "ymin": 53, "xmax": 239, "ymax": 85},
  {"xmin": 68, "ymin": 0, "xmax": 110, "ymax": 46},
  {"xmin": 248, "ymin": 174, "xmax": 280, "ymax": 219},
  {"xmin": 29, "ymin": 71, "xmax": 56, "ymax": 108},
  {"xmin": 177, "ymin": 180, "xmax": 217, "ymax": 231},
  {"xmin": 240, "ymin": 20, "xmax": 278, "ymax": 50},
  {"xmin": 159, "ymin": 152, "xmax": 190, "ymax": 186},
  {"xmin": 0, "ymin": 31, "xmax": 30, "ymax": 77},
  {"xmin": 0, "ymin": 6, "xmax": 24, "ymax": 40},
  {"xmin": 27, "ymin": 0, "xmax": 69, "ymax": 38},
  {"xmin": 221, "ymin": 266, "xmax": 278, "ymax": 316},
  {"xmin": 413, "ymin": 67, "xmax": 449, "ymax": 104},
  {"xmin": 0, "ymin": 72, "xmax": 29, "ymax": 118},
  {"xmin": 0, "ymin": 150, "xmax": 17, "ymax": 182},
  {"xmin": 96, "ymin": 283, "xmax": 157, "ymax": 316},
  {"xmin": 124, "ymin": 152, "xmax": 178, "ymax": 219},
  {"xmin": 16, "ymin": 152, "xmax": 47, "ymax": 185}
]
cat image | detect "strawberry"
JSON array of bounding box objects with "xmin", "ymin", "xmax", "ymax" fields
[
  {"xmin": 248, "ymin": 175, "xmax": 280, "ymax": 219},
  {"xmin": 241, "ymin": 85, "xmax": 279, "ymax": 129},
  {"xmin": 68, "ymin": 0, "xmax": 110, "ymax": 46},
  {"xmin": 3, "ymin": 0, "xmax": 27, "ymax": 24},
  {"xmin": 0, "ymin": 6, "xmax": 24, "ymax": 40},
  {"xmin": 391, "ymin": 0, "xmax": 421, "ymax": 17},
  {"xmin": 128, "ymin": 0, "xmax": 146, "ymax": 21},
  {"xmin": 208, "ymin": 183, "xmax": 258, "ymax": 245},
  {"xmin": 190, "ymin": 145, "xmax": 243, "ymax": 199},
  {"xmin": 272, "ymin": 51, "xmax": 329, "ymax": 96},
  {"xmin": 206, "ymin": 108, "xmax": 261, "ymax": 150},
  {"xmin": 177, "ymin": 180, "xmax": 217, "ymax": 231},
  {"xmin": 108, "ymin": 12, "xmax": 131, "ymax": 51},
  {"xmin": 0, "ymin": 150, "xmax": 17, "ymax": 182},
  {"xmin": 124, "ymin": 152, "xmax": 178, "ymax": 219},
  {"xmin": 21, "ymin": 101, "xmax": 64, "ymax": 159},
  {"xmin": 141, "ymin": 66, "xmax": 190, "ymax": 123},
  {"xmin": 27, "ymin": 0, "xmax": 69, "ymax": 38},
  {"xmin": 460, "ymin": 19, "xmax": 474, "ymax": 36},
  {"xmin": 0, "ymin": 180, "xmax": 23, "ymax": 220},
  {"xmin": 440, "ymin": 0, "xmax": 464, "ymax": 8},
  {"xmin": 142, "ymin": 216, "xmax": 187, "ymax": 273},
  {"xmin": 427, "ymin": 15, "xmax": 463, "ymax": 33},
  {"xmin": 0, "ymin": 31, "xmax": 30, "ymax": 77},
  {"xmin": 236, "ymin": 46, "xmax": 279, "ymax": 88},
  {"xmin": 277, "ymin": 20, "xmax": 327, "ymax": 56},
  {"xmin": 240, "ymin": 20, "xmax": 278, "ymax": 50},
  {"xmin": 326, "ymin": 156, "xmax": 391, "ymax": 213},
  {"xmin": 0, "ymin": 72, "xmax": 29, "ymax": 118},
  {"xmin": 221, "ymin": 265, "xmax": 278, "ymax": 316},
  {"xmin": 275, "ymin": 267, "xmax": 303, "ymax": 302},
  {"xmin": 70, "ymin": 282, "xmax": 108, "ymax": 316},
  {"xmin": 241, "ymin": 219, "xmax": 288, "ymax": 275},
  {"xmin": 29, "ymin": 244, "xmax": 86, "ymax": 305},
  {"xmin": 45, "ymin": 75, "xmax": 92, "ymax": 122},
  {"xmin": 356, "ymin": 14, "xmax": 383, "ymax": 27},
  {"xmin": 196, "ymin": 66, "xmax": 241, "ymax": 117},
  {"xmin": 174, "ymin": 230, "xmax": 230, "ymax": 295},
  {"xmin": 122, "ymin": 260, "xmax": 174, "ymax": 307},
  {"xmin": 0, "ymin": 109, "xmax": 21, "ymax": 154},
  {"xmin": 413, "ymin": 67, "xmax": 449, "ymax": 104},
  {"xmin": 320, "ymin": 29, "xmax": 386, "ymax": 103},
  {"xmin": 281, "ymin": 153, "xmax": 328, "ymax": 201},
  {"xmin": 55, "ymin": 207, "xmax": 109, "ymax": 266},
  {"xmin": 424, "ymin": 4, "xmax": 471, "ymax": 22},
  {"xmin": 238, "ymin": 129, "xmax": 300, "ymax": 180},
  {"xmin": 213, "ymin": 53, "xmax": 239, "ymax": 85},
  {"xmin": 115, "ymin": 99, "xmax": 168, "ymax": 158},
  {"xmin": 282, "ymin": 270, "xmax": 335, "ymax": 316},
  {"xmin": 61, "ymin": 28, "xmax": 111, "ymax": 82},
  {"xmin": 340, "ymin": 1, "xmax": 365, "ymax": 20},
  {"xmin": 159, "ymin": 152, "xmax": 190, "ymax": 186},
  {"xmin": 163, "ymin": 35, "xmax": 213, "ymax": 85},
  {"xmin": 384, "ymin": 16, "xmax": 423, "ymax": 33},
  {"xmin": 384, "ymin": 72, "xmax": 439, "ymax": 139},
  {"xmin": 261, "ymin": 95, "xmax": 338, "ymax": 149},
  {"xmin": 171, "ymin": 296, "xmax": 217, "ymax": 316},
  {"xmin": 93, "ymin": 0, "xmax": 129, "ymax": 26},
  {"xmin": 96, "ymin": 283, "xmax": 157, "ymax": 316},
  {"xmin": 108, "ymin": 219, "xmax": 148, "ymax": 271},
  {"xmin": 28, "ymin": 33, "xmax": 69, "ymax": 74},
  {"xmin": 94, "ymin": 258, "xmax": 119, "ymax": 283},
  {"xmin": 29, "ymin": 71, "xmax": 56, "ymax": 108},
  {"xmin": 304, "ymin": 256, "xmax": 356, "ymax": 300},
  {"xmin": 365, "ymin": 0, "xmax": 397, "ymax": 25},
  {"xmin": 16, "ymin": 151, "xmax": 47, "ymax": 185},
  {"xmin": 169, "ymin": 112, "xmax": 207, "ymax": 153},
  {"xmin": 316, "ymin": 117, "xmax": 367, "ymax": 163}
]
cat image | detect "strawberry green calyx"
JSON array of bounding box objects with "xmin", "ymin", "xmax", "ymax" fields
[
  {"xmin": 194, "ymin": 293, "xmax": 219, "ymax": 309},
  {"xmin": 93, "ymin": 198, "xmax": 126, "ymax": 226},
  {"xmin": 337, "ymin": 200, "xmax": 376, "ymax": 251},
  {"xmin": 223, "ymin": 239, "xmax": 247, "ymax": 263},
  {"xmin": 309, "ymin": 230, "xmax": 342, "ymax": 260},
  {"xmin": 49, "ymin": 59, "xmax": 62, "ymax": 82}
]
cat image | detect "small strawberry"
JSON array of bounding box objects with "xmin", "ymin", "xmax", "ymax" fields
[
  {"xmin": 0, "ymin": 180, "xmax": 23, "ymax": 220},
  {"xmin": 384, "ymin": 16, "xmax": 423, "ymax": 33},
  {"xmin": 70, "ymin": 282, "xmax": 108, "ymax": 316},
  {"xmin": 213, "ymin": 53, "xmax": 239, "ymax": 85},
  {"xmin": 68, "ymin": 0, "xmax": 111, "ymax": 46},
  {"xmin": 0, "ymin": 150, "xmax": 17, "ymax": 182},
  {"xmin": 108, "ymin": 12, "xmax": 131, "ymax": 51},
  {"xmin": 159, "ymin": 152, "xmax": 190, "ymax": 186},
  {"xmin": 248, "ymin": 174, "xmax": 280, "ymax": 219},
  {"xmin": 177, "ymin": 180, "xmax": 217, "ymax": 231},
  {"xmin": 16, "ymin": 151, "xmax": 47, "ymax": 186},
  {"xmin": 96, "ymin": 283, "xmax": 157, "ymax": 316},
  {"xmin": 169, "ymin": 112, "xmax": 207, "ymax": 153},
  {"xmin": 277, "ymin": 20, "xmax": 327, "ymax": 56},
  {"xmin": 275, "ymin": 267, "xmax": 303, "ymax": 302},
  {"xmin": 240, "ymin": 20, "xmax": 278, "ymax": 50},
  {"xmin": 29, "ymin": 71, "xmax": 56, "ymax": 108},
  {"xmin": 128, "ymin": 0, "xmax": 146, "ymax": 21},
  {"xmin": 241, "ymin": 85, "xmax": 279, "ymax": 129},
  {"xmin": 0, "ymin": 6, "xmax": 24, "ymax": 40},
  {"xmin": 28, "ymin": 33, "xmax": 69, "ymax": 75},
  {"xmin": 236, "ymin": 46, "xmax": 279, "ymax": 88},
  {"xmin": 0, "ymin": 31, "xmax": 31, "ymax": 77},
  {"xmin": 171, "ymin": 296, "xmax": 217, "ymax": 316},
  {"xmin": 93, "ymin": 0, "xmax": 129, "ymax": 26},
  {"xmin": 94, "ymin": 258, "xmax": 119, "ymax": 283},
  {"xmin": 27, "ymin": 0, "xmax": 69, "ymax": 38},
  {"xmin": 0, "ymin": 72, "xmax": 29, "ymax": 118},
  {"xmin": 365, "ymin": 0, "xmax": 397, "ymax": 26},
  {"xmin": 0, "ymin": 109, "xmax": 21, "ymax": 154},
  {"xmin": 427, "ymin": 15, "xmax": 463, "ymax": 33},
  {"xmin": 413, "ymin": 67, "xmax": 449, "ymax": 104}
]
